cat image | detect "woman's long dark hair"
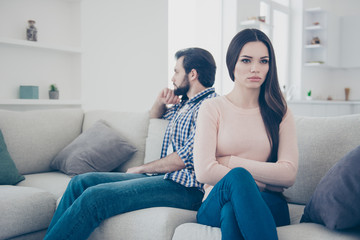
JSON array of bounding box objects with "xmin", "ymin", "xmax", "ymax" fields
[{"xmin": 226, "ymin": 29, "xmax": 287, "ymax": 163}]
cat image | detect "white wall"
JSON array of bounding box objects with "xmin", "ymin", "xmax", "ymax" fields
[
  {"xmin": 168, "ymin": 0, "xmax": 222, "ymax": 92},
  {"xmin": 81, "ymin": 0, "xmax": 168, "ymax": 112},
  {"xmin": 302, "ymin": 0, "xmax": 360, "ymax": 101}
]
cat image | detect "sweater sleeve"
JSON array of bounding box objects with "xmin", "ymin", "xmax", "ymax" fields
[
  {"xmin": 227, "ymin": 109, "xmax": 299, "ymax": 189},
  {"xmin": 194, "ymin": 101, "xmax": 230, "ymax": 186}
]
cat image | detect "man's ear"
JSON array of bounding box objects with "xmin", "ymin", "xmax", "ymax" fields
[{"xmin": 189, "ymin": 69, "xmax": 198, "ymax": 81}]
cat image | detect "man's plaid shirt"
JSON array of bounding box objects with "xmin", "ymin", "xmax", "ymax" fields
[{"xmin": 161, "ymin": 88, "xmax": 217, "ymax": 191}]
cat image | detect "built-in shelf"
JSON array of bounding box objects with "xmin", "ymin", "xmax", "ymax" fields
[
  {"xmin": 0, "ymin": 99, "xmax": 82, "ymax": 111},
  {"xmin": 0, "ymin": 37, "xmax": 82, "ymax": 53},
  {"xmin": 304, "ymin": 62, "xmax": 325, "ymax": 66},
  {"xmin": 305, "ymin": 25, "xmax": 324, "ymax": 30},
  {"xmin": 305, "ymin": 44, "xmax": 323, "ymax": 48},
  {"xmin": 0, "ymin": 99, "xmax": 81, "ymax": 105},
  {"xmin": 240, "ymin": 19, "xmax": 270, "ymax": 26}
]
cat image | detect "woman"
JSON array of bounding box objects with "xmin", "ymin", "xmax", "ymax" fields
[{"xmin": 193, "ymin": 29, "xmax": 299, "ymax": 240}]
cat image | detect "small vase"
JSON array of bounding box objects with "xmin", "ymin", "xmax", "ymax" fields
[
  {"xmin": 26, "ymin": 20, "xmax": 38, "ymax": 41},
  {"xmin": 306, "ymin": 96, "xmax": 312, "ymax": 101},
  {"xmin": 345, "ymin": 88, "xmax": 350, "ymax": 101},
  {"xmin": 49, "ymin": 91, "xmax": 59, "ymax": 99}
]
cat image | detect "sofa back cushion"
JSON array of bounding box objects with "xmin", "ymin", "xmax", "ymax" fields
[
  {"xmin": 83, "ymin": 110, "xmax": 149, "ymax": 172},
  {"xmin": 144, "ymin": 119, "xmax": 169, "ymax": 164},
  {"xmin": 0, "ymin": 109, "xmax": 84, "ymax": 175},
  {"xmin": 284, "ymin": 114, "xmax": 360, "ymax": 205}
]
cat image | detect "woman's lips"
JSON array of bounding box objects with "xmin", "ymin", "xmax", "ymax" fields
[{"xmin": 248, "ymin": 76, "xmax": 261, "ymax": 82}]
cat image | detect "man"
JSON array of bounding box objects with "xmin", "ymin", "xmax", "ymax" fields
[{"xmin": 44, "ymin": 48, "xmax": 217, "ymax": 240}]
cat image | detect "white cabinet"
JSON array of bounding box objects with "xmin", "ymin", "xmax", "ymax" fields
[
  {"xmin": 288, "ymin": 100, "xmax": 360, "ymax": 117},
  {"xmin": 340, "ymin": 15, "xmax": 360, "ymax": 68},
  {"xmin": 303, "ymin": 8, "xmax": 340, "ymax": 67},
  {"xmin": 0, "ymin": 0, "xmax": 82, "ymax": 102}
]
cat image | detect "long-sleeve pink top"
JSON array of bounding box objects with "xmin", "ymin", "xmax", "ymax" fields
[{"xmin": 194, "ymin": 96, "xmax": 299, "ymax": 201}]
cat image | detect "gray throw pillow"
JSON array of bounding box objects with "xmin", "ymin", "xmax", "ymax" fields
[
  {"xmin": 0, "ymin": 130, "xmax": 25, "ymax": 185},
  {"xmin": 50, "ymin": 120, "xmax": 137, "ymax": 176},
  {"xmin": 300, "ymin": 145, "xmax": 360, "ymax": 230}
]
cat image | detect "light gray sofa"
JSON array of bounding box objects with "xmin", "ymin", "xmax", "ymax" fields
[{"xmin": 0, "ymin": 108, "xmax": 360, "ymax": 240}]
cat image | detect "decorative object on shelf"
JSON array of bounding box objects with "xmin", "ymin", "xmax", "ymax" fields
[
  {"xmin": 49, "ymin": 84, "xmax": 59, "ymax": 99},
  {"xmin": 26, "ymin": 20, "xmax": 37, "ymax": 41},
  {"xmin": 345, "ymin": 88, "xmax": 350, "ymax": 101},
  {"xmin": 313, "ymin": 21, "xmax": 320, "ymax": 25},
  {"xmin": 258, "ymin": 16, "xmax": 266, "ymax": 23},
  {"xmin": 305, "ymin": 61, "xmax": 324, "ymax": 65},
  {"xmin": 327, "ymin": 96, "xmax": 333, "ymax": 101},
  {"xmin": 19, "ymin": 85, "xmax": 39, "ymax": 99},
  {"xmin": 246, "ymin": 16, "xmax": 266, "ymax": 23},
  {"xmin": 311, "ymin": 37, "xmax": 320, "ymax": 45},
  {"xmin": 306, "ymin": 90, "xmax": 312, "ymax": 100}
]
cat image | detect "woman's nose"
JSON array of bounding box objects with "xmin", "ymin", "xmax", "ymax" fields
[{"xmin": 251, "ymin": 63, "xmax": 259, "ymax": 73}]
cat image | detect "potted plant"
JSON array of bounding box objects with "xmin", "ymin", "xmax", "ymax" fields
[
  {"xmin": 306, "ymin": 90, "xmax": 312, "ymax": 100},
  {"xmin": 49, "ymin": 84, "xmax": 59, "ymax": 99}
]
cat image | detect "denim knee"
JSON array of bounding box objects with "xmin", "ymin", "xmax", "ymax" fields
[
  {"xmin": 226, "ymin": 167, "xmax": 254, "ymax": 183},
  {"xmin": 67, "ymin": 172, "xmax": 98, "ymax": 191}
]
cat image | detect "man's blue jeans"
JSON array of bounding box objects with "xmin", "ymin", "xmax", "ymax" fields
[
  {"xmin": 197, "ymin": 168, "xmax": 290, "ymax": 240},
  {"xmin": 44, "ymin": 172, "xmax": 204, "ymax": 240}
]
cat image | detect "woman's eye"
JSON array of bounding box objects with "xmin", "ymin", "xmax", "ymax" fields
[
  {"xmin": 241, "ymin": 59, "xmax": 250, "ymax": 63},
  {"xmin": 260, "ymin": 59, "xmax": 269, "ymax": 64}
]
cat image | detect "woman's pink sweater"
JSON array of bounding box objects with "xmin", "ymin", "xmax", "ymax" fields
[{"xmin": 194, "ymin": 96, "xmax": 299, "ymax": 200}]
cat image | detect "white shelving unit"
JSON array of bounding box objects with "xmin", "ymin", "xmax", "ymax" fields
[
  {"xmin": 0, "ymin": 37, "xmax": 82, "ymax": 53},
  {"xmin": 303, "ymin": 8, "xmax": 340, "ymax": 67},
  {"xmin": 239, "ymin": 19, "xmax": 273, "ymax": 39},
  {"xmin": 340, "ymin": 15, "xmax": 360, "ymax": 68},
  {"xmin": 0, "ymin": 0, "xmax": 82, "ymax": 109}
]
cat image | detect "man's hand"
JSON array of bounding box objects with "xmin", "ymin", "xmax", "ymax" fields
[
  {"xmin": 125, "ymin": 153, "xmax": 185, "ymax": 175},
  {"xmin": 157, "ymin": 88, "xmax": 181, "ymax": 105},
  {"xmin": 150, "ymin": 88, "xmax": 180, "ymax": 118},
  {"xmin": 126, "ymin": 165, "xmax": 145, "ymax": 174}
]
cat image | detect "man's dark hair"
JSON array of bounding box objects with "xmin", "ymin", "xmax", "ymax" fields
[{"xmin": 175, "ymin": 48, "xmax": 216, "ymax": 88}]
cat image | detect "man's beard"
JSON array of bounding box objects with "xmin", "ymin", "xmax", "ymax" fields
[{"xmin": 174, "ymin": 75, "xmax": 190, "ymax": 97}]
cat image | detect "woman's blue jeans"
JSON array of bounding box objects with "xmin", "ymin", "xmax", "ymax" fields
[
  {"xmin": 44, "ymin": 172, "xmax": 203, "ymax": 240},
  {"xmin": 197, "ymin": 168, "xmax": 290, "ymax": 240}
]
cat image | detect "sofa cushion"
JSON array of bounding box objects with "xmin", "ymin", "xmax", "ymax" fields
[
  {"xmin": 300, "ymin": 145, "xmax": 360, "ymax": 230},
  {"xmin": 83, "ymin": 111, "xmax": 149, "ymax": 172},
  {"xmin": 88, "ymin": 207, "xmax": 196, "ymax": 240},
  {"xmin": 288, "ymin": 204, "xmax": 305, "ymax": 225},
  {"xmin": 17, "ymin": 172, "xmax": 71, "ymax": 199},
  {"xmin": 173, "ymin": 223, "xmax": 221, "ymax": 240},
  {"xmin": 277, "ymin": 223, "xmax": 360, "ymax": 240},
  {"xmin": 144, "ymin": 118, "xmax": 169, "ymax": 164},
  {"xmin": 0, "ymin": 130, "xmax": 25, "ymax": 185},
  {"xmin": 173, "ymin": 222, "xmax": 360, "ymax": 240},
  {"xmin": 6, "ymin": 230, "xmax": 47, "ymax": 240},
  {"xmin": 0, "ymin": 109, "xmax": 84, "ymax": 174},
  {"xmin": 51, "ymin": 120, "xmax": 137, "ymax": 176},
  {"xmin": 284, "ymin": 114, "xmax": 360, "ymax": 205},
  {"xmin": 0, "ymin": 186, "xmax": 56, "ymax": 240}
]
